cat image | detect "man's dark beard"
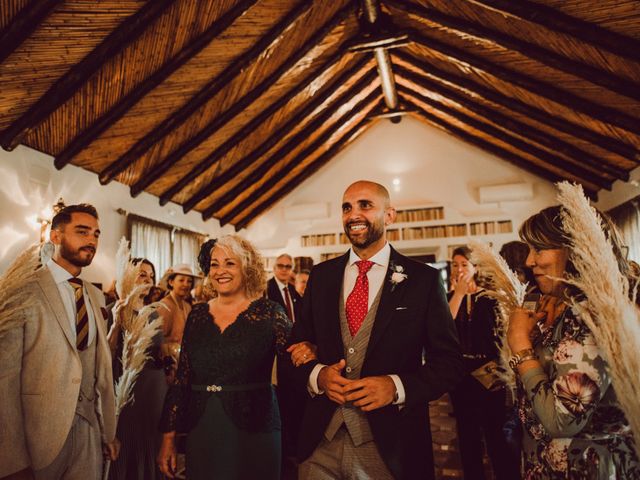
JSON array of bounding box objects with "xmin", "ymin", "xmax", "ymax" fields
[
  {"xmin": 60, "ymin": 241, "xmax": 95, "ymax": 267},
  {"xmin": 344, "ymin": 219, "xmax": 384, "ymax": 249}
]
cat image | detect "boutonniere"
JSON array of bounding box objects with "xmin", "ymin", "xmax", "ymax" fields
[{"xmin": 389, "ymin": 263, "xmax": 408, "ymax": 291}]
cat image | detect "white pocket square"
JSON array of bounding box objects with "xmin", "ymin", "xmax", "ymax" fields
[{"xmin": 395, "ymin": 306, "xmax": 408, "ymax": 310}]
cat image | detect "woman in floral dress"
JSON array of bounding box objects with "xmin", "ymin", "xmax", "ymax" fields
[{"xmin": 509, "ymin": 206, "xmax": 639, "ymax": 479}]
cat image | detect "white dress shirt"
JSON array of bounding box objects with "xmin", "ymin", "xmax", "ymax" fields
[
  {"xmin": 47, "ymin": 259, "xmax": 97, "ymax": 346},
  {"xmin": 308, "ymin": 242, "xmax": 406, "ymax": 405}
]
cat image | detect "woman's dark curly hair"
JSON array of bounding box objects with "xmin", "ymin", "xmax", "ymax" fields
[{"xmin": 197, "ymin": 238, "xmax": 218, "ymax": 276}]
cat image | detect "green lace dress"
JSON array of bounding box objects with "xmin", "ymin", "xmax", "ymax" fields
[
  {"xmin": 518, "ymin": 305, "xmax": 640, "ymax": 479},
  {"xmin": 160, "ymin": 299, "xmax": 292, "ymax": 480}
]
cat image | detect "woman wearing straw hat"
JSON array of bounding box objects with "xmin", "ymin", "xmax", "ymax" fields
[
  {"xmin": 509, "ymin": 206, "xmax": 640, "ymax": 478},
  {"xmin": 157, "ymin": 235, "xmax": 313, "ymax": 479}
]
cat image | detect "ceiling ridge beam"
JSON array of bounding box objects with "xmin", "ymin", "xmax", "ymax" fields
[
  {"xmin": 399, "ymin": 87, "xmax": 610, "ymax": 190},
  {"xmin": 182, "ymin": 63, "xmax": 374, "ymax": 214},
  {"xmin": 0, "ymin": 0, "xmax": 63, "ymax": 64},
  {"xmin": 129, "ymin": 2, "xmax": 355, "ymax": 198},
  {"xmin": 100, "ymin": 1, "xmax": 349, "ymax": 185},
  {"xmin": 466, "ymin": 0, "xmax": 640, "ymax": 64},
  {"xmin": 399, "ymin": 26, "xmax": 640, "ymax": 139},
  {"xmin": 389, "ymin": 0, "xmax": 640, "ymax": 103},
  {"xmin": 53, "ymin": 0, "xmax": 260, "ymax": 171},
  {"xmin": 201, "ymin": 70, "xmax": 379, "ymax": 219},
  {"xmin": 158, "ymin": 52, "xmax": 368, "ymax": 206},
  {"xmin": 395, "ymin": 64, "xmax": 627, "ymax": 181},
  {"xmin": 232, "ymin": 109, "xmax": 379, "ymax": 229},
  {"xmin": 393, "ymin": 50, "xmax": 639, "ymax": 162},
  {"xmin": 404, "ymin": 97, "xmax": 597, "ymax": 197},
  {"xmin": 0, "ymin": 0, "xmax": 176, "ymax": 151}
]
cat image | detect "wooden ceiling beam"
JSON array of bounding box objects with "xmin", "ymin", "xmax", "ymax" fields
[
  {"xmin": 395, "ymin": 64, "xmax": 628, "ymax": 181},
  {"xmin": 0, "ymin": 0, "xmax": 62, "ymax": 64},
  {"xmin": 0, "ymin": 0, "xmax": 176, "ymax": 151},
  {"xmin": 393, "ymin": 50, "xmax": 639, "ymax": 162},
  {"xmin": 100, "ymin": 1, "xmax": 348, "ymax": 186},
  {"xmin": 389, "ymin": 0, "xmax": 640, "ymax": 103},
  {"xmin": 175, "ymin": 54, "xmax": 370, "ymax": 210},
  {"xmin": 466, "ymin": 0, "xmax": 640, "ymax": 64},
  {"xmin": 54, "ymin": 0, "xmax": 260, "ymax": 171},
  {"xmin": 200, "ymin": 71, "xmax": 379, "ymax": 219},
  {"xmin": 232, "ymin": 112, "xmax": 378, "ymax": 229},
  {"xmin": 403, "ymin": 97, "xmax": 598, "ymax": 197},
  {"xmin": 399, "ymin": 87, "xmax": 611, "ymax": 190},
  {"xmin": 130, "ymin": 2, "xmax": 355, "ymax": 197},
  {"xmin": 398, "ymin": 27, "xmax": 640, "ymax": 139}
]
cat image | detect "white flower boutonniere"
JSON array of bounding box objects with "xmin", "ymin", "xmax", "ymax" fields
[{"xmin": 389, "ymin": 263, "xmax": 408, "ymax": 291}]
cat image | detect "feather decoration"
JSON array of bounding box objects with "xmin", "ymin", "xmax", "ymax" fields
[
  {"xmin": 469, "ymin": 239, "xmax": 528, "ymax": 392},
  {"xmin": 556, "ymin": 181, "xmax": 640, "ymax": 459},
  {"xmin": 0, "ymin": 243, "xmax": 45, "ymax": 338},
  {"xmin": 115, "ymin": 237, "xmax": 130, "ymax": 299}
]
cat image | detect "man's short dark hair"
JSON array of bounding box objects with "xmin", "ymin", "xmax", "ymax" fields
[{"xmin": 51, "ymin": 204, "xmax": 99, "ymax": 230}]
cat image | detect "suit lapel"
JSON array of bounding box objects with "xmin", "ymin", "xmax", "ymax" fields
[
  {"xmin": 320, "ymin": 253, "xmax": 349, "ymax": 359},
  {"xmin": 365, "ymin": 247, "xmax": 408, "ymax": 360},
  {"xmin": 36, "ymin": 267, "xmax": 76, "ymax": 351}
]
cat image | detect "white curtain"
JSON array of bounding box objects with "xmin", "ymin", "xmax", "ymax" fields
[
  {"xmin": 130, "ymin": 220, "xmax": 172, "ymax": 281},
  {"xmin": 609, "ymin": 199, "xmax": 640, "ymax": 263},
  {"xmin": 172, "ymin": 230, "xmax": 205, "ymax": 275}
]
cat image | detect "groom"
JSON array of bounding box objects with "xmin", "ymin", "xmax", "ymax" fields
[{"xmin": 290, "ymin": 180, "xmax": 463, "ymax": 479}]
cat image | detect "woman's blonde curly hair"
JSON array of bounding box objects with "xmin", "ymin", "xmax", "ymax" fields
[{"xmin": 205, "ymin": 235, "xmax": 266, "ymax": 298}]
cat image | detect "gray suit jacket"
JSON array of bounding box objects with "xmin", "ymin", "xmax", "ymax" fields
[{"xmin": 0, "ymin": 267, "xmax": 116, "ymax": 476}]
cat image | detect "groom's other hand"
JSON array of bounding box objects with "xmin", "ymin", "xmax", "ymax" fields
[
  {"xmin": 344, "ymin": 376, "xmax": 397, "ymax": 411},
  {"xmin": 317, "ymin": 359, "xmax": 350, "ymax": 405}
]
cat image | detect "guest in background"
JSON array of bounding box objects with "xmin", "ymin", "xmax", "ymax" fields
[
  {"xmin": 267, "ymin": 253, "xmax": 305, "ymax": 479},
  {"xmin": 158, "ymin": 264, "xmax": 198, "ymax": 379},
  {"xmin": 499, "ymin": 240, "xmax": 536, "ymax": 287},
  {"xmin": 510, "ymin": 207, "xmax": 639, "ymax": 478},
  {"xmin": 447, "ymin": 246, "xmax": 520, "ymax": 480},
  {"xmin": 108, "ymin": 259, "xmax": 167, "ymax": 480},
  {"xmin": 295, "ymin": 269, "xmax": 310, "ymax": 297},
  {"xmin": 157, "ymin": 236, "xmax": 306, "ymax": 479}
]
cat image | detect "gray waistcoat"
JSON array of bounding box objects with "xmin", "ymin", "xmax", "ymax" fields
[
  {"xmin": 324, "ymin": 284, "xmax": 384, "ymax": 446},
  {"xmin": 75, "ymin": 335, "xmax": 98, "ymax": 427}
]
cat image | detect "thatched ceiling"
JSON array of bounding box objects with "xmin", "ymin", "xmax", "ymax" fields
[{"xmin": 1, "ymin": 0, "xmax": 639, "ymax": 228}]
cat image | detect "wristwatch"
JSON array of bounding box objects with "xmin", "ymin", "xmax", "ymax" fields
[{"xmin": 509, "ymin": 348, "xmax": 537, "ymax": 370}]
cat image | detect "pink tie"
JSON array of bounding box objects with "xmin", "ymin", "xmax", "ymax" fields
[
  {"xmin": 346, "ymin": 260, "xmax": 374, "ymax": 336},
  {"xmin": 283, "ymin": 286, "xmax": 294, "ymax": 322}
]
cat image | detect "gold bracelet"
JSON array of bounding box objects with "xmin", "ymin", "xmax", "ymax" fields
[{"xmin": 509, "ymin": 348, "xmax": 537, "ymax": 370}]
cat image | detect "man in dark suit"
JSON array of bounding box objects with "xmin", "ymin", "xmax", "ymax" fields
[
  {"xmin": 266, "ymin": 253, "xmax": 304, "ymax": 478},
  {"xmin": 289, "ymin": 181, "xmax": 463, "ymax": 480}
]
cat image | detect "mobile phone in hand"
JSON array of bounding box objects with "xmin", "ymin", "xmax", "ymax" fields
[{"xmin": 522, "ymin": 293, "xmax": 541, "ymax": 312}]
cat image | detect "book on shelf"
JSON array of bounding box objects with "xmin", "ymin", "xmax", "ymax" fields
[
  {"xmin": 320, "ymin": 252, "xmax": 344, "ymax": 262},
  {"xmin": 396, "ymin": 206, "xmax": 444, "ymax": 223}
]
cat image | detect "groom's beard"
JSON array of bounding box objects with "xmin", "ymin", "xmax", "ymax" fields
[{"xmin": 344, "ymin": 218, "xmax": 384, "ymax": 249}]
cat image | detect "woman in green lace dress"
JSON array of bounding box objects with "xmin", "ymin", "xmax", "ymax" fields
[
  {"xmin": 509, "ymin": 206, "xmax": 639, "ymax": 479},
  {"xmin": 157, "ymin": 236, "xmax": 309, "ymax": 479}
]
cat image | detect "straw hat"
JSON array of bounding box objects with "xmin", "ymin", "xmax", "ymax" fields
[{"xmin": 158, "ymin": 264, "xmax": 201, "ymax": 290}]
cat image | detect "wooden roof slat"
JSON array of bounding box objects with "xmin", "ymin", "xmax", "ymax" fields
[
  {"xmin": 157, "ymin": 51, "xmax": 366, "ymax": 206},
  {"xmin": 200, "ymin": 69, "xmax": 378, "ymax": 217},
  {"xmin": 182, "ymin": 61, "xmax": 373, "ymax": 214},
  {"xmin": 129, "ymin": 2, "xmax": 354, "ymax": 198},
  {"xmin": 0, "ymin": 0, "xmax": 176, "ymax": 151},
  {"xmin": 466, "ymin": 0, "xmax": 640, "ymax": 64},
  {"xmin": 404, "ymin": 96, "xmax": 597, "ymax": 196},
  {"xmin": 395, "ymin": 64, "xmax": 627, "ymax": 181},
  {"xmin": 0, "ymin": 0, "xmax": 62, "ymax": 64},
  {"xmin": 98, "ymin": 0, "xmax": 320, "ymax": 186},
  {"xmin": 393, "ymin": 48, "xmax": 639, "ymax": 162},
  {"xmin": 232, "ymin": 111, "xmax": 378, "ymax": 229},
  {"xmin": 390, "ymin": 0, "xmax": 640, "ymax": 103},
  {"xmin": 53, "ymin": 0, "xmax": 260, "ymax": 171},
  {"xmin": 399, "ymin": 86, "xmax": 611, "ymax": 190}
]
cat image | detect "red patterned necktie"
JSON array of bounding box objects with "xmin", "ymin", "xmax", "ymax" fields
[
  {"xmin": 346, "ymin": 260, "xmax": 374, "ymax": 336},
  {"xmin": 283, "ymin": 286, "xmax": 294, "ymax": 322},
  {"xmin": 68, "ymin": 277, "xmax": 89, "ymax": 350}
]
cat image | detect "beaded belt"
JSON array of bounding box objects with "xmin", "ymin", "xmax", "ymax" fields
[{"xmin": 191, "ymin": 382, "xmax": 270, "ymax": 393}]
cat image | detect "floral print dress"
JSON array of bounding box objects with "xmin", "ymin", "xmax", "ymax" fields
[{"xmin": 518, "ymin": 305, "xmax": 639, "ymax": 479}]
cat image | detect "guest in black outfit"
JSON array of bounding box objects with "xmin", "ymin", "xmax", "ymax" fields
[
  {"xmin": 266, "ymin": 253, "xmax": 305, "ymax": 478},
  {"xmin": 447, "ymin": 246, "xmax": 520, "ymax": 480}
]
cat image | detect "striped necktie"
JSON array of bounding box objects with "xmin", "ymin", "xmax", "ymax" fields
[{"xmin": 68, "ymin": 277, "xmax": 89, "ymax": 350}]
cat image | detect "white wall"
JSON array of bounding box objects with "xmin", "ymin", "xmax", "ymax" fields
[
  {"xmin": 244, "ymin": 116, "xmax": 562, "ymax": 259},
  {"xmin": 0, "ymin": 146, "xmax": 233, "ymax": 287}
]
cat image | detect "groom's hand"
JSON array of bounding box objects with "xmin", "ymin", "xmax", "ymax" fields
[
  {"xmin": 317, "ymin": 359, "xmax": 350, "ymax": 405},
  {"xmin": 344, "ymin": 376, "xmax": 396, "ymax": 411}
]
